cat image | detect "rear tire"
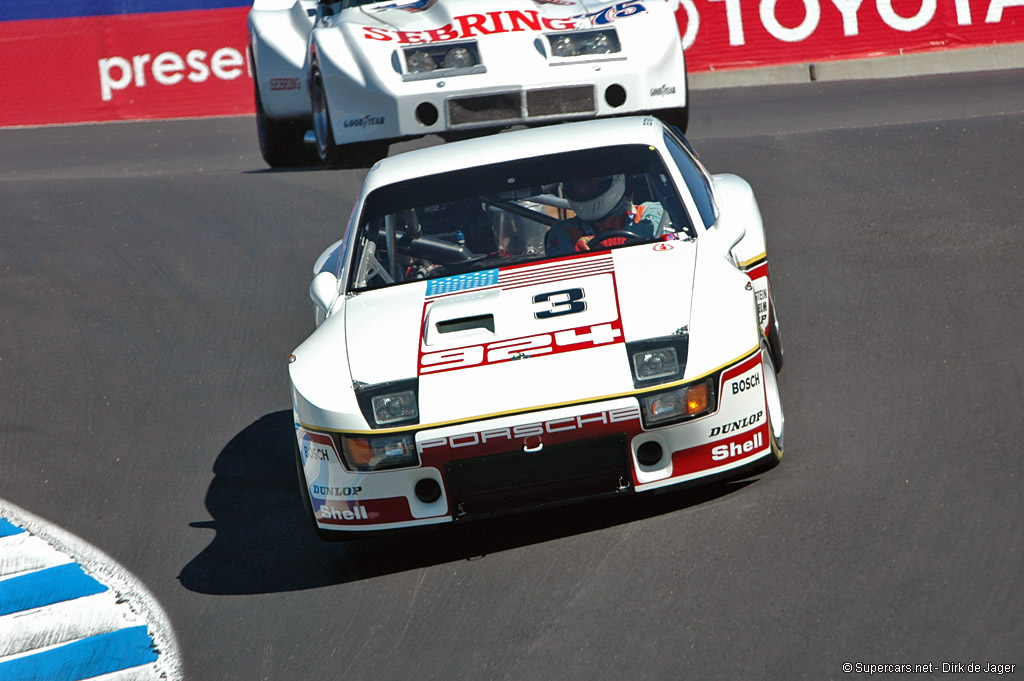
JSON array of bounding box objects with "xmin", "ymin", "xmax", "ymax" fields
[{"xmin": 311, "ymin": 66, "xmax": 388, "ymax": 170}]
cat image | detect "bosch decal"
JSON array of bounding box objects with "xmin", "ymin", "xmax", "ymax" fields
[{"xmin": 731, "ymin": 374, "xmax": 761, "ymax": 394}]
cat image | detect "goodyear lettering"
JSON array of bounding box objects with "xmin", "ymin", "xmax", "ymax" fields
[
  {"xmin": 417, "ymin": 406, "xmax": 640, "ymax": 454},
  {"xmin": 731, "ymin": 374, "xmax": 761, "ymax": 394},
  {"xmin": 343, "ymin": 115, "xmax": 386, "ymax": 128},
  {"xmin": 711, "ymin": 431, "xmax": 764, "ymax": 461},
  {"xmin": 649, "ymin": 85, "xmax": 676, "ymax": 97},
  {"xmin": 709, "ymin": 410, "xmax": 763, "ymax": 437},
  {"xmin": 361, "ymin": 2, "xmax": 646, "ymax": 43}
]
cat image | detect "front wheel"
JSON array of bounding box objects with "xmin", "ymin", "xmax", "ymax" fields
[
  {"xmin": 759, "ymin": 340, "xmax": 785, "ymax": 470},
  {"xmin": 311, "ymin": 67, "xmax": 388, "ymax": 169},
  {"xmin": 254, "ymin": 76, "xmax": 316, "ymax": 168},
  {"xmin": 767, "ymin": 289, "xmax": 784, "ymax": 373},
  {"xmin": 658, "ymin": 106, "xmax": 688, "ymax": 135}
]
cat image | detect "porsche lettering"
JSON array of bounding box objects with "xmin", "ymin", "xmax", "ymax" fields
[{"xmin": 417, "ymin": 406, "xmax": 640, "ymax": 453}]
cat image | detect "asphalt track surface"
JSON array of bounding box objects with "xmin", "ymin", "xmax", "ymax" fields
[{"xmin": 2, "ymin": 69, "xmax": 1022, "ymax": 680}]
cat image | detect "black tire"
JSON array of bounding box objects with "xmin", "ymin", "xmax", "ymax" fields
[
  {"xmin": 294, "ymin": 436, "xmax": 370, "ymax": 543},
  {"xmin": 767, "ymin": 289, "xmax": 784, "ymax": 373},
  {"xmin": 658, "ymin": 105, "xmax": 688, "ymax": 134},
  {"xmin": 311, "ymin": 66, "xmax": 388, "ymax": 170},
  {"xmin": 656, "ymin": 78, "xmax": 690, "ymax": 134},
  {"xmin": 757, "ymin": 340, "xmax": 785, "ymax": 471},
  {"xmin": 254, "ymin": 72, "xmax": 316, "ymax": 169},
  {"xmin": 294, "ymin": 439, "xmax": 320, "ymax": 533}
]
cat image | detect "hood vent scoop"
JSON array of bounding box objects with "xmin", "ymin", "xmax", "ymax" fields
[{"xmin": 436, "ymin": 314, "xmax": 495, "ymax": 335}]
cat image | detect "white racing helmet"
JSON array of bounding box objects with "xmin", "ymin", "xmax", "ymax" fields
[{"xmin": 564, "ymin": 174, "xmax": 626, "ymax": 222}]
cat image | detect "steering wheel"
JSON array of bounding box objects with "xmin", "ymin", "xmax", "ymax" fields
[{"xmin": 588, "ymin": 230, "xmax": 645, "ymax": 250}]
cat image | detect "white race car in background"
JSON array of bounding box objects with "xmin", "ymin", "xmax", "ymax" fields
[
  {"xmin": 288, "ymin": 116, "xmax": 783, "ymax": 539},
  {"xmin": 249, "ymin": 0, "xmax": 688, "ymax": 168}
]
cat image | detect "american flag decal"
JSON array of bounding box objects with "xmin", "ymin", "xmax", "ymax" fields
[{"xmin": 426, "ymin": 253, "xmax": 613, "ymax": 299}]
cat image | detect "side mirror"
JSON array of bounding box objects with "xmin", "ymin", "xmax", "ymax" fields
[{"xmin": 310, "ymin": 271, "xmax": 340, "ymax": 318}]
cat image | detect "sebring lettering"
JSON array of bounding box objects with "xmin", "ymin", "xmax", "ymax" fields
[{"xmin": 362, "ymin": 2, "xmax": 647, "ymax": 43}]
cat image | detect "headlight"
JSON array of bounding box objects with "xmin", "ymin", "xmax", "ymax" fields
[
  {"xmin": 355, "ymin": 379, "xmax": 419, "ymax": 428},
  {"xmin": 371, "ymin": 390, "xmax": 418, "ymax": 425},
  {"xmin": 632, "ymin": 347, "xmax": 679, "ymax": 381},
  {"xmin": 639, "ymin": 379, "xmax": 715, "ymax": 428},
  {"xmin": 406, "ymin": 50, "xmax": 436, "ymax": 73},
  {"xmin": 547, "ymin": 29, "xmax": 621, "ymax": 58},
  {"xmin": 625, "ymin": 335, "xmax": 688, "ymax": 388},
  {"xmin": 443, "ymin": 47, "xmax": 475, "ymax": 69},
  {"xmin": 340, "ymin": 433, "xmax": 418, "ymax": 471},
  {"xmin": 403, "ymin": 42, "xmax": 482, "ymax": 77}
]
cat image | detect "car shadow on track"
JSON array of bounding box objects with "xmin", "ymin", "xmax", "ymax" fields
[{"xmin": 178, "ymin": 410, "xmax": 758, "ymax": 595}]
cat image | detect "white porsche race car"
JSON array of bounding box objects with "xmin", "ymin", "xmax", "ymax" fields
[
  {"xmin": 249, "ymin": 0, "xmax": 688, "ymax": 168},
  {"xmin": 289, "ymin": 116, "xmax": 783, "ymax": 539}
]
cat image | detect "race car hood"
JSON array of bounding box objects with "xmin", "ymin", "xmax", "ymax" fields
[{"xmin": 343, "ymin": 245, "xmax": 697, "ymax": 425}]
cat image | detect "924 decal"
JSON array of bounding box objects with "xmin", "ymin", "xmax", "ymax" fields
[{"xmin": 419, "ymin": 321, "xmax": 623, "ymax": 374}]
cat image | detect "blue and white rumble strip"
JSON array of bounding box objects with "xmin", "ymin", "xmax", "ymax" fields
[{"xmin": 0, "ymin": 502, "xmax": 182, "ymax": 681}]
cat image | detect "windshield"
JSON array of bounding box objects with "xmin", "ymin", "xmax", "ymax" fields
[{"xmin": 348, "ymin": 144, "xmax": 693, "ymax": 293}]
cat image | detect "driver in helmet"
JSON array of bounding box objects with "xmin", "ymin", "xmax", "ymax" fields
[{"xmin": 544, "ymin": 174, "xmax": 666, "ymax": 256}]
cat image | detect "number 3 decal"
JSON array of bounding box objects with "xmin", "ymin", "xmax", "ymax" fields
[{"xmin": 533, "ymin": 288, "xmax": 586, "ymax": 319}]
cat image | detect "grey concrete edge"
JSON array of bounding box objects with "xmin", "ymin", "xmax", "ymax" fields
[{"xmin": 689, "ymin": 42, "xmax": 1024, "ymax": 90}]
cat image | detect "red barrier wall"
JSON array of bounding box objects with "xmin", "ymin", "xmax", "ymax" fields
[
  {"xmin": 0, "ymin": 1, "xmax": 1021, "ymax": 127},
  {"xmin": 0, "ymin": 8, "xmax": 252, "ymax": 127}
]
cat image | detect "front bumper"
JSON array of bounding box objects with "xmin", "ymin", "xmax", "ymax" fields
[
  {"xmin": 317, "ymin": 28, "xmax": 687, "ymax": 145},
  {"xmin": 296, "ymin": 349, "xmax": 771, "ymax": 534}
]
